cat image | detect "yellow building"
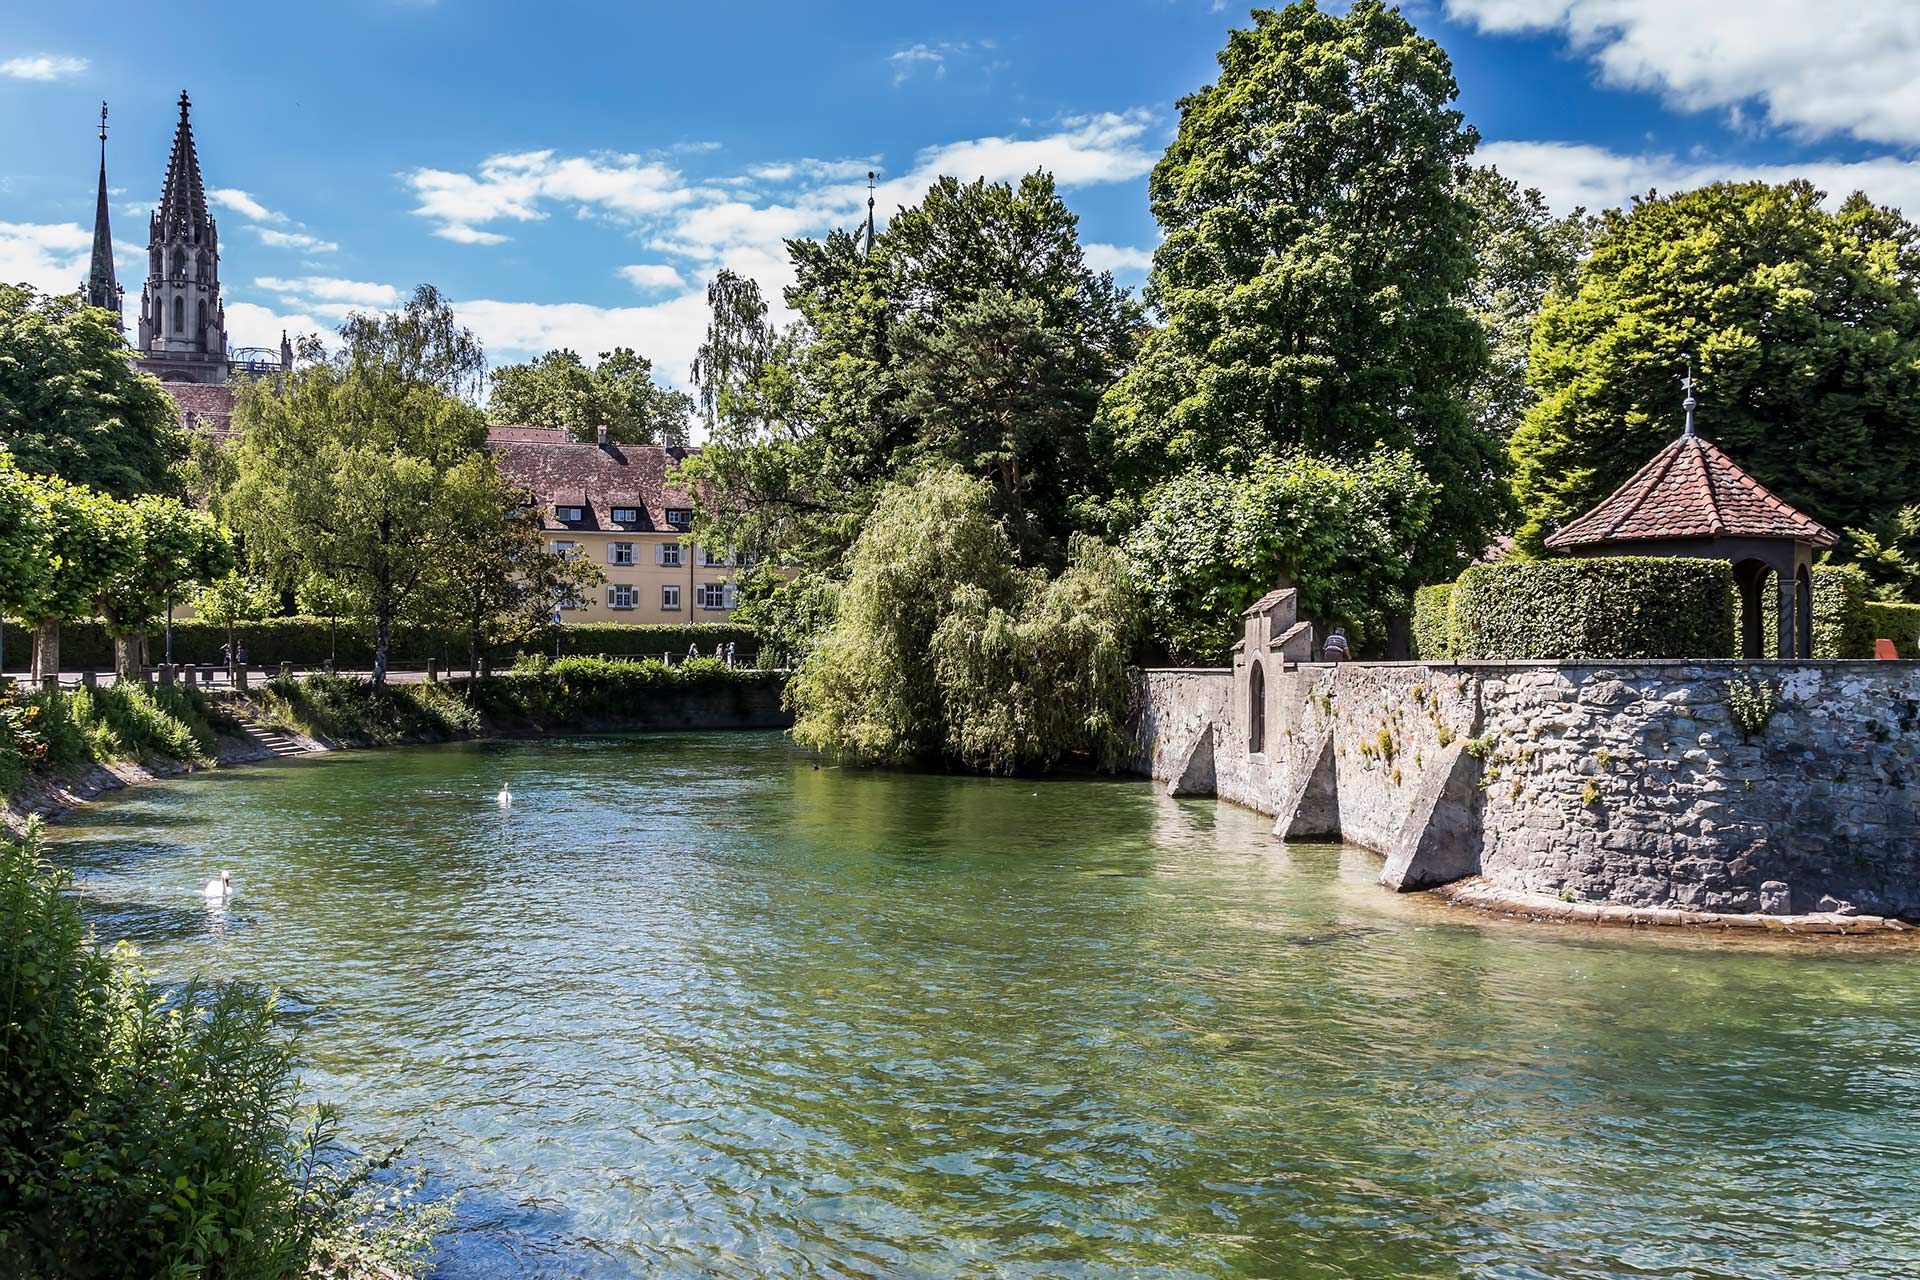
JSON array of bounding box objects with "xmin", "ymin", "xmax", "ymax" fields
[{"xmin": 489, "ymin": 426, "xmax": 752, "ymax": 625}]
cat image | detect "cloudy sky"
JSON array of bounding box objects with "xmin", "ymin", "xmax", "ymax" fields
[{"xmin": 3, "ymin": 0, "xmax": 1917, "ymax": 393}]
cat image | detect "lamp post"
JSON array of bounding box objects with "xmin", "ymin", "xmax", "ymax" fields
[{"xmin": 165, "ymin": 590, "xmax": 175, "ymax": 665}]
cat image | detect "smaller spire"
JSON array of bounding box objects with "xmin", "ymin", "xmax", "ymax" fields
[
  {"xmin": 860, "ymin": 170, "xmax": 877, "ymax": 257},
  {"xmin": 85, "ymin": 100, "xmax": 122, "ymax": 328},
  {"xmin": 1679, "ymin": 357, "xmax": 1697, "ymax": 438}
]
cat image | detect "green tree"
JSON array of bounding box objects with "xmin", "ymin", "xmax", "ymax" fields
[
  {"xmin": 488, "ymin": 347, "xmax": 693, "ymax": 445},
  {"xmin": 1126, "ymin": 448, "xmax": 1440, "ymax": 662},
  {"xmin": 0, "ymin": 285, "xmax": 183, "ymax": 498},
  {"xmin": 418, "ymin": 458, "xmax": 604, "ymax": 675},
  {"xmin": 690, "ymin": 269, "xmax": 780, "ymax": 433},
  {"xmin": 1459, "ymin": 166, "xmax": 1591, "ymax": 445},
  {"xmin": 1838, "ymin": 503, "xmax": 1920, "ymax": 603},
  {"xmin": 22, "ymin": 476, "xmax": 132, "ymax": 682},
  {"xmin": 95, "ymin": 496, "xmax": 231, "ymax": 675},
  {"xmin": 1098, "ymin": 0, "xmax": 1497, "ymax": 572},
  {"xmin": 790, "ymin": 468, "xmax": 1140, "ymax": 773},
  {"xmin": 221, "ymin": 286, "xmax": 491, "ymax": 686},
  {"xmin": 294, "ymin": 571, "xmax": 362, "ymax": 667},
  {"xmin": 189, "ymin": 572, "xmax": 279, "ymax": 665},
  {"xmin": 0, "ymin": 451, "xmax": 52, "ymax": 633},
  {"xmin": 682, "ymin": 171, "xmax": 1138, "ymax": 573},
  {"xmin": 1511, "ymin": 180, "xmax": 1920, "ymax": 554}
]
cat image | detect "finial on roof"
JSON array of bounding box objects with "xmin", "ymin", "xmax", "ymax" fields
[
  {"xmin": 98, "ymin": 100, "xmax": 108, "ymax": 149},
  {"xmin": 1680, "ymin": 356, "xmax": 1697, "ymax": 438},
  {"xmin": 179, "ymin": 89, "xmax": 191, "ymax": 120}
]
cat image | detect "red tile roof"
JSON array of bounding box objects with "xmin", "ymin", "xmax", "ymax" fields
[
  {"xmin": 488, "ymin": 428, "xmax": 698, "ymax": 533},
  {"xmin": 160, "ymin": 383, "xmax": 237, "ymax": 437},
  {"xmin": 1544, "ymin": 433, "xmax": 1837, "ymax": 549}
]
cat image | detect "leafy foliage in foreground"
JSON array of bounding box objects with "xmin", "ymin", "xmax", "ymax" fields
[
  {"xmin": 0, "ymin": 821, "xmax": 449, "ymax": 1279},
  {"xmin": 789, "ymin": 468, "xmax": 1142, "ymax": 774}
]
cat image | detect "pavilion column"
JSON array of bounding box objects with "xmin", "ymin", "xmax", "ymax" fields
[{"xmin": 1774, "ymin": 552, "xmax": 1798, "ymax": 661}]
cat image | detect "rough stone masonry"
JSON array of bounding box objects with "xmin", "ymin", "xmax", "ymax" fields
[{"xmin": 1130, "ymin": 591, "xmax": 1920, "ymax": 918}]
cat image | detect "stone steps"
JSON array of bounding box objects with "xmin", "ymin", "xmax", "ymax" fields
[{"xmin": 240, "ymin": 723, "xmax": 315, "ymax": 759}]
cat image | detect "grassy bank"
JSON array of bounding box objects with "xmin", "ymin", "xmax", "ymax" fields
[{"xmin": 0, "ymin": 682, "xmax": 228, "ymax": 800}]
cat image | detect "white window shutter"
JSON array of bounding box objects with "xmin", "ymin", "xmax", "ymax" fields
[
  {"xmin": 654, "ymin": 543, "xmax": 665, "ymax": 565},
  {"xmin": 723, "ymin": 582, "xmax": 738, "ymax": 609}
]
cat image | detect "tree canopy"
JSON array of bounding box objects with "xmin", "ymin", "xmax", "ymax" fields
[
  {"xmin": 488, "ymin": 347, "xmax": 693, "ymax": 445},
  {"xmin": 681, "ymin": 170, "xmax": 1139, "ymax": 572},
  {"xmin": 1510, "ymin": 180, "xmax": 1920, "ymax": 554},
  {"xmin": 0, "ymin": 285, "xmax": 183, "ymax": 498},
  {"xmin": 1098, "ymin": 0, "xmax": 1498, "ymax": 573}
]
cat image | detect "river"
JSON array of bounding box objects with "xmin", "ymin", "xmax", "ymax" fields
[{"xmin": 46, "ymin": 731, "xmax": 1920, "ymax": 1278}]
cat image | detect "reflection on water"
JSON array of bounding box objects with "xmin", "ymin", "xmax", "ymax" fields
[{"xmin": 49, "ymin": 732, "xmax": 1920, "ymax": 1279}]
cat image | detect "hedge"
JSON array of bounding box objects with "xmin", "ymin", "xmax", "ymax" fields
[
  {"xmin": 1863, "ymin": 601, "xmax": 1920, "ymax": 658},
  {"xmin": 1410, "ymin": 583, "xmax": 1457, "ymax": 660},
  {"xmin": 1451, "ymin": 557, "xmax": 1735, "ymax": 660},
  {"xmin": 2, "ymin": 617, "xmax": 758, "ymax": 671}
]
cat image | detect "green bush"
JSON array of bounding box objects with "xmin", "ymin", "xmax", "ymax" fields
[
  {"xmin": 7, "ymin": 616, "xmax": 759, "ymax": 671},
  {"xmin": 0, "ymin": 821, "xmax": 447, "ymax": 1278},
  {"xmin": 1452, "ymin": 557, "xmax": 1735, "ymax": 660},
  {"xmin": 253, "ymin": 672, "xmax": 480, "ymax": 746},
  {"xmin": 1810, "ymin": 564, "xmax": 1873, "ymax": 658},
  {"xmin": 1411, "ymin": 583, "xmax": 1458, "ymax": 660},
  {"xmin": 7, "ymin": 685, "xmax": 216, "ymax": 781},
  {"xmin": 1864, "ymin": 601, "xmax": 1920, "ymax": 657},
  {"xmin": 474, "ymin": 656, "xmax": 772, "ymax": 727}
]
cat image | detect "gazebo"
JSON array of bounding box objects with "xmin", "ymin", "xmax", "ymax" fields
[{"xmin": 1543, "ymin": 393, "xmax": 1836, "ymax": 659}]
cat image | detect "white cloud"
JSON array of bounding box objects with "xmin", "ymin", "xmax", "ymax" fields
[
  {"xmin": 1480, "ymin": 139, "xmax": 1920, "ymax": 218},
  {"xmin": 225, "ymin": 300, "xmax": 330, "ymax": 351},
  {"xmin": 1445, "ymin": 0, "xmax": 1920, "ymax": 147},
  {"xmin": 0, "ymin": 221, "xmax": 89, "ymax": 293},
  {"xmin": 618, "ymin": 263, "xmax": 686, "ymax": 291},
  {"xmin": 210, "ymin": 188, "xmax": 285, "ymax": 224},
  {"xmin": 1, "ymin": 54, "xmax": 88, "ymax": 81},
  {"xmin": 404, "ymin": 149, "xmax": 696, "ymax": 244},
  {"xmin": 459, "ymin": 293, "xmax": 714, "ymax": 384},
  {"xmin": 1083, "ymin": 242, "xmax": 1156, "ymax": 275},
  {"xmin": 889, "ymin": 42, "xmax": 953, "ymax": 86},
  {"xmin": 254, "ymin": 276, "xmax": 403, "ymax": 312},
  {"xmin": 252, "ymin": 227, "xmax": 338, "ymax": 253}
]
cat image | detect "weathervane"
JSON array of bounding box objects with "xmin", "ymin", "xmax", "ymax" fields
[{"xmin": 1680, "ymin": 357, "xmax": 1697, "ymax": 437}]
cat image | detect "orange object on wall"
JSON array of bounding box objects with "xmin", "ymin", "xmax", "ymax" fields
[{"xmin": 1876, "ymin": 638, "xmax": 1900, "ymax": 660}]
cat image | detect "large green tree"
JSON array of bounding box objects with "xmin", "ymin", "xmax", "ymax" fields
[
  {"xmin": 1098, "ymin": 0, "xmax": 1498, "ymax": 571},
  {"xmin": 1510, "ymin": 180, "xmax": 1920, "ymax": 554},
  {"xmin": 21, "ymin": 476, "xmax": 132, "ymax": 682},
  {"xmin": 94, "ymin": 496, "xmax": 231, "ymax": 675},
  {"xmin": 488, "ymin": 347, "xmax": 693, "ymax": 445},
  {"xmin": 222, "ymin": 286, "xmax": 492, "ymax": 685},
  {"xmin": 0, "ymin": 285, "xmax": 183, "ymax": 498},
  {"xmin": 681, "ymin": 171, "xmax": 1139, "ymax": 573},
  {"xmin": 0, "ymin": 451, "xmax": 51, "ymax": 632}
]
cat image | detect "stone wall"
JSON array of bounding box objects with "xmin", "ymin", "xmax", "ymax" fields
[{"xmin": 1134, "ymin": 660, "xmax": 1920, "ymax": 918}]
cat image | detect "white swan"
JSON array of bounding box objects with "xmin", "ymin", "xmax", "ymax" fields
[
  {"xmin": 496, "ymin": 784, "xmax": 512, "ymax": 809},
  {"xmin": 202, "ymin": 870, "xmax": 231, "ymax": 900}
]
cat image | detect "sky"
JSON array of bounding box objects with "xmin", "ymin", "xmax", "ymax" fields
[{"xmin": 3, "ymin": 0, "xmax": 1919, "ymax": 399}]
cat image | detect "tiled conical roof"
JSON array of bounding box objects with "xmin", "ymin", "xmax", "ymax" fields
[{"xmin": 1544, "ymin": 433, "xmax": 1837, "ymax": 549}]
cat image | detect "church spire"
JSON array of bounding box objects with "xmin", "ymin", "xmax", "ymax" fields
[
  {"xmin": 156, "ymin": 90, "xmax": 210, "ymax": 237},
  {"xmin": 858, "ymin": 170, "xmax": 876, "ymax": 257},
  {"xmin": 85, "ymin": 101, "xmax": 123, "ymax": 329}
]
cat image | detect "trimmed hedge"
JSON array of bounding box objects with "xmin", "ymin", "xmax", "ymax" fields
[
  {"xmin": 1410, "ymin": 583, "xmax": 1457, "ymax": 660},
  {"xmin": 1864, "ymin": 601, "xmax": 1920, "ymax": 657},
  {"xmin": 1809, "ymin": 565, "xmax": 1871, "ymax": 659},
  {"xmin": 2, "ymin": 617, "xmax": 757, "ymax": 670},
  {"xmin": 1452, "ymin": 557, "xmax": 1735, "ymax": 660}
]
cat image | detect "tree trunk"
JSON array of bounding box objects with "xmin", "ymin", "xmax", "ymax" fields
[
  {"xmin": 373, "ymin": 578, "xmax": 391, "ymax": 689},
  {"xmin": 112, "ymin": 633, "xmax": 141, "ymax": 680},
  {"xmin": 31, "ymin": 620, "xmax": 58, "ymax": 686}
]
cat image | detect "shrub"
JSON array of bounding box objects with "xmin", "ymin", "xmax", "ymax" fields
[
  {"xmin": 253, "ymin": 672, "xmax": 479, "ymax": 746},
  {"xmin": 1810, "ymin": 564, "xmax": 1873, "ymax": 658},
  {"xmin": 474, "ymin": 656, "xmax": 769, "ymax": 727},
  {"xmin": 1452, "ymin": 557, "xmax": 1735, "ymax": 660},
  {"xmin": 1411, "ymin": 583, "xmax": 1458, "ymax": 660},
  {"xmin": 1864, "ymin": 601, "xmax": 1920, "ymax": 657},
  {"xmin": 4, "ymin": 685, "xmax": 214, "ymax": 783},
  {"xmin": 0, "ymin": 820, "xmax": 446, "ymax": 1278}
]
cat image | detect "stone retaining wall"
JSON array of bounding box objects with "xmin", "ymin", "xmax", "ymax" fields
[{"xmin": 1133, "ymin": 660, "xmax": 1920, "ymax": 918}]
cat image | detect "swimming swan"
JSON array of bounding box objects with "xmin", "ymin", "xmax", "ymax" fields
[
  {"xmin": 203, "ymin": 870, "xmax": 232, "ymax": 900},
  {"xmin": 496, "ymin": 784, "xmax": 512, "ymax": 809}
]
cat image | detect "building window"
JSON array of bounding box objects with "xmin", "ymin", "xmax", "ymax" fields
[
  {"xmin": 611, "ymin": 506, "xmax": 639, "ymax": 525},
  {"xmin": 661, "ymin": 584, "xmax": 681, "ymax": 611},
  {"xmin": 550, "ymin": 539, "xmax": 577, "ymax": 556},
  {"xmin": 556, "ymin": 505, "xmax": 584, "ymax": 523},
  {"xmin": 172, "ymin": 295, "xmax": 185, "ymax": 334},
  {"xmin": 171, "ymin": 248, "xmax": 186, "ymax": 278},
  {"xmin": 196, "ymin": 299, "xmax": 207, "ymax": 335},
  {"xmin": 556, "ymin": 587, "xmax": 585, "ymax": 610},
  {"xmin": 658, "ymin": 542, "xmax": 682, "ymax": 567},
  {"xmin": 701, "ymin": 546, "xmax": 733, "ymax": 567},
  {"xmin": 696, "ymin": 583, "xmax": 735, "ymax": 610},
  {"xmin": 1248, "ymin": 662, "xmax": 1266, "ymax": 754},
  {"xmin": 665, "ymin": 508, "xmax": 691, "ymax": 529},
  {"xmin": 610, "ymin": 541, "xmax": 636, "ymax": 566},
  {"xmin": 609, "ymin": 584, "xmax": 637, "ymax": 610}
]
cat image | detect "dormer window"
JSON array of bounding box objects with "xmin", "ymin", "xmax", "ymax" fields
[
  {"xmin": 665, "ymin": 508, "xmax": 692, "ymax": 529},
  {"xmin": 556, "ymin": 505, "xmax": 584, "ymax": 523},
  {"xmin": 611, "ymin": 506, "xmax": 639, "ymax": 525}
]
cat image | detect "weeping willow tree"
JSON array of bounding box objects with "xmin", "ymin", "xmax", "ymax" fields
[{"xmin": 788, "ymin": 467, "xmax": 1141, "ymax": 774}]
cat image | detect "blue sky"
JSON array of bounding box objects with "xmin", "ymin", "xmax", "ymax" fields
[{"xmin": 4, "ymin": 0, "xmax": 1918, "ymax": 392}]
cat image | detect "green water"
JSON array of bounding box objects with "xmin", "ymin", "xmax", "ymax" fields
[{"xmin": 46, "ymin": 731, "xmax": 1920, "ymax": 1279}]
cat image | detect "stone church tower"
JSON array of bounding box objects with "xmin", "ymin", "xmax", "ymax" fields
[
  {"xmin": 83, "ymin": 102, "xmax": 123, "ymax": 330},
  {"xmin": 135, "ymin": 91, "xmax": 229, "ymax": 384}
]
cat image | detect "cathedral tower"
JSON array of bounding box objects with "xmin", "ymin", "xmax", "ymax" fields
[
  {"xmin": 84, "ymin": 102, "xmax": 123, "ymax": 329},
  {"xmin": 136, "ymin": 91, "xmax": 228, "ymax": 383}
]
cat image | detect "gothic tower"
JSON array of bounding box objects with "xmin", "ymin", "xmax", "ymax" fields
[
  {"xmin": 136, "ymin": 91, "xmax": 228, "ymax": 384},
  {"xmin": 83, "ymin": 102, "xmax": 123, "ymax": 330}
]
